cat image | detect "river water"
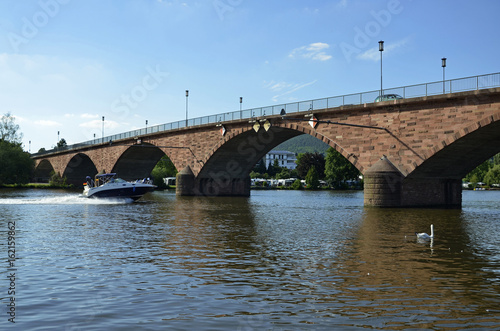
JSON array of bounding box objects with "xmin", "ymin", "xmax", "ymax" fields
[{"xmin": 1, "ymin": 188, "xmax": 499, "ymax": 330}]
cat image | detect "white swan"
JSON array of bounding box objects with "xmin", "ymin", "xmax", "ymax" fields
[{"xmin": 416, "ymin": 224, "xmax": 434, "ymax": 240}]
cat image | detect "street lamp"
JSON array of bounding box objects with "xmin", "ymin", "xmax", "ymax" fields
[
  {"xmin": 240, "ymin": 97, "xmax": 243, "ymax": 119},
  {"xmin": 101, "ymin": 116, "xmax": 105, "ymax": 171},
  {"xmin": 442, "ymin": 57, "xmax": 447, "ymax": 94},
  {"xmin": 145, "ymin": 120, "xmax": 148, "ymax": 134},
  {"xmin": 379, "ymin": 40, "xmax": 384, "ymax": 97},
  {"xmin": 185, "ymin": 90, "xmax": 189, "ymax": 127}
]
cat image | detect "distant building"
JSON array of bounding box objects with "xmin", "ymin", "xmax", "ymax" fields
[
  {"xmin": 163, "ymin": 177, "xmax": 176, "ymax": 186},
  {"xmin": 265, "ymin": 150, "xmax": 297, "ymax": 170}
]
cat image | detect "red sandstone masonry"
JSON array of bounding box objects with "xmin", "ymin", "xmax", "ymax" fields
[{"xmin": 34, "ymin": 88, "xmax": 500, "ymax": 183}]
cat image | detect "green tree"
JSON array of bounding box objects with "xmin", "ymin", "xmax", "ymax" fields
[
  {"xmin": 324, "ymin": 147, "xmax": 361, "ymax": 188},
  {"xmin": 0, "ymin": 140, "xmax": 34, "ymax": 185},
  {"xmin": 464, "ymin": 159, "xmax": 491, "ymax": 183},
  {"xmin": 48, "ymin": 171, "xmax": 67, "ymax": 186},
  {"xmin": 0, "ymin": 113, "xmax": 23, "ymax": 144},
  {"xmin": 0, "ymin": 114, "xmax": 33, "ymax": 185},
  {"xmin": 484, "ymin": 164, "xmax": 500, "ymax": 186},
  {"xmin": 253, "ymin": 159, "xmax": 267, "ymax": 174},
  {"xmin": 151, "ymin": 155, "xmax": 177, "ymax": 188},
  {"xmin": 275, "ymin": 135, "xmax": 330, "ymax": 154},
  {"xmin": 291, "ymin": 179, "xmax": 303, "ymax": 190},
  {"xmin": 57, "ymin": 138, "xmax": 67, "ymax": 149},
  {"xmin": 250, "ymin": 171, "xmax": 261, "ymax": 179},
  {"xmin": 276, "ymin": 167, "xmax": 291, "ymax": 179},
  {"xmin": 267, "ymin": 159, "xmax": 281, "ymax": 178},
  {"xmin": 305, "ymin": 166, "xmax": 320, "ymax": 189},
  {"xmin": 295, "ymin": 152, "xmax": 325, "ymax": 179},
  {"xmin": 493, "ymin": 153, "xmax": 500, "ymax": 166}
]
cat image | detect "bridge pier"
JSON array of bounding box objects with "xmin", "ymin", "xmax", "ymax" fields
[
  {"xmin": 176, "ymin": 166, "xmax": 251, "ymax": 197},
  {"xmin": 364, "ymin": 156, "xmax": 403, "ymax": 207},
  {"xmin": 364, "ymin": 156, "xmax": 462, "ymax": 208},
  {"xmin": 401, "ymin": 177, "xmax": 462, "ymax": 208},
  {"xmin": 176, "ymin": 166, "xmax": 195, "ymax": 196}
]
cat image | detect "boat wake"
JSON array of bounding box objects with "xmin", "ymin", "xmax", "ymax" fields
[{"xmin": 0, "ymin": 195, "xmax": 134, "ymax": 205}]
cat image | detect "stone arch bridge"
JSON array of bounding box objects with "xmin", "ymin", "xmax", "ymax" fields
[{"xmin": 32, "ymin": 88, "xmax": 500, "ymax": 208}]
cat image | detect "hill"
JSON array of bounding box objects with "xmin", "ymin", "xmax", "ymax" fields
[{"xmin": 274, "ymin": 134, "xmax": 329, "ymax": 155}]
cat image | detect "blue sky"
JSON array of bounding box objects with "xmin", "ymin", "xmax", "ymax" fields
[{"xmin": 1, "ymin": 0, "xmax": 499, "ymax": 152}]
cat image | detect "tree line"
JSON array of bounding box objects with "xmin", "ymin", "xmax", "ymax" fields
[
  {"xmin": 0, "ymin": 113, "xmax": 34, "ymax": 185},
  {"xmin": 250, "ymin": 149, "xmax": 362, "ymax": 189},
  {"xmin": 464, "ymin": 154, "xmax": 500, "ymax": 188}
]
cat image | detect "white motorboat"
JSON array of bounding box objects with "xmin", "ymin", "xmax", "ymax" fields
[{"xmin": 83, "ymin": 173, "xmax": 156, "ymax": 200}]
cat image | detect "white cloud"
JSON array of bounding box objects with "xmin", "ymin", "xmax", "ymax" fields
[
  {"xmin": 337, "ymin": 0, "xmax": 348, "ymax": 8},
  {"xmin": 357, "ymin": 47, "xmax": 379, "ymax": 62},
  {"xmin": 79, "ymin": 119, "xmax": 120, "ymax": 130},
  {"xmin": 357, "ymin": 38, "xmax": 410, "ymax": 61},
  {"xmin": 34, "ymin": 120, "xmax": 61, "ymax": 127},
  {"xmin": 265, "ymin": 80, "xmax": 318, "ymax": 102},
  {"xmin": 265, "ymin": 81, "xmax": 292, "ymax": 92},
  {"xmin": 80, "ymin": 113, "xmax": 100, "ymax": 119},
  {"xmin": 289, "ymin": 42, "xmax": 332, "ymax": 61}
]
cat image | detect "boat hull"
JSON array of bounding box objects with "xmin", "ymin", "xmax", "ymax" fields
[{"xmin": 85, "ymin": 184, "xmax": 155, "ymax": 200}]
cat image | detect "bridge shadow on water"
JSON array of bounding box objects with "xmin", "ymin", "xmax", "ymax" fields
[
  {"xmin": 126, "ymin": 190, "xmax": 500, "ymax": 328},
  {"xmin": 45, "ymin": 188, "xmax": 499, "ymax": 329}
]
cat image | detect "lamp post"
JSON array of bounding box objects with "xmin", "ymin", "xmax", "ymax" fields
[
  {"xmin": 57, "ymin": 131, "xmax": 60, "ymax": 143},
  {"xmin": 185, "ymin": 90, "xmax": 189, "ymax": 127},
  {"xmin": 101, "ymin": 116, "xmax": 105, "ymax": 171},
  {"xmin": 379, "ymin": 40, "xmax": 384, "ymax": 97},
  {"xmin": 441, "ymin": 57, "xmax": 447, "ymax": 94},
  {"xmin": 145, "ymin": 120, "xmax": 148, "ymax": 134},
  {"xmin": 240, "ymin": 97, "xmax": 243, "ymax": 119}
]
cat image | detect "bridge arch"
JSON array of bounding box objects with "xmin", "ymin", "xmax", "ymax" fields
[
  {"xmin": 62, "ymin": 153, "xmax": 98, "ymax": 186},
  {"xmin": 33, "ymin": 159, "xmax": 54, "ymax": 183},
  {"xmin": 112, "ymin": 143, "xmax": 166, "ymax": 181},
  {"xmin": 407, "ymin": 115, "xmax": 500, "ymax": 180},
  {"xmin": 277, "ymin": 122, "xmax": 363, "ymax": 172},
  {"xmin": 191, "ymin": 122, "xmax": 359, "ymax": 196},
  {"xmin": 193, "ymin": 125, "xmax": 302, "ymax": 196}
]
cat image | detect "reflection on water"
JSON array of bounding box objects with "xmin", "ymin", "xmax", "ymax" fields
[{"xmin": 0, "ymin": 189, "xmax": 499, "ymax": 329}]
